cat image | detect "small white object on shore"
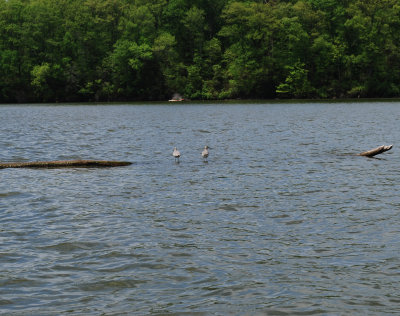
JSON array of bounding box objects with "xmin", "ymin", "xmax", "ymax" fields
[{"xmin": 169, "ymin": 93, "xmax": 184, "ymax": 102}]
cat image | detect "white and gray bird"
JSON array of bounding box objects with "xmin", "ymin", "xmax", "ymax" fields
[
  {"xmin": 202, "ymin": 145, "xmax": 209, "ymax": 161},
  {"xmin": 173, "ymin": 147, "xmax": 181, "ymax": 162}
]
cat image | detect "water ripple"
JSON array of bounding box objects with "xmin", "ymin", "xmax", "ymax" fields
[{"xmin": 1, "ymin": 102, "xmax": 400, "ymax": 315}]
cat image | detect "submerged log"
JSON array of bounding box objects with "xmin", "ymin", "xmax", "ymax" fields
[
  {"xmin": 0, "ymin": 159, "xmax": 132, "ymax": 169},
  {"xmin": 358, "ymin": 145, "xmax": 393, "ymax": 157}
]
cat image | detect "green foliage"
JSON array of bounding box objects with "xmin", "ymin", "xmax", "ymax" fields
[
  {"xmin": 2, "ymin": 0, "xmax": 400, "ymax": 102},
  {"xmin": 276, "ymin": 61, "xmax": 313, "ymax": 98}
]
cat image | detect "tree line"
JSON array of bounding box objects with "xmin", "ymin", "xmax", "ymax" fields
[{"xmin": 1, "ymin": 0, "xmax": 400, "ymax": 103}]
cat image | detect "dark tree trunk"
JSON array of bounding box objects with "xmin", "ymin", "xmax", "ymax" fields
[{"xmin": 0, "ymin": 160, "xmax": 132, "ymax": 169}]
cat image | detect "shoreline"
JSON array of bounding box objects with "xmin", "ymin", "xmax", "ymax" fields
[{"xmin": 2, "ymin": 97, "xmax": 400, "ymax": 106}]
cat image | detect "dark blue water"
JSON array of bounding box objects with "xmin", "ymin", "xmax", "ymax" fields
[{"xmin": 1, "ymin": 102, "xmax": 400, "ymax": 315}]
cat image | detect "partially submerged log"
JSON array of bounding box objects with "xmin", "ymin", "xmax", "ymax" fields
[
  {"xmin": 0, "ymin": 159, "xmax": 132, "ymax": 169},
  {"xmin": 358, "ymin": 145, "xmax": 393, "ymax": 157}
]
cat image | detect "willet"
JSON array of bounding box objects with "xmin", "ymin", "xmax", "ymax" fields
[
  {"xmin": 202, "ymin": 145, "xmax": 209, "ymax": 161},
  {"xmin": 173, "ymin": 147, "xmax": 181, "ymax": 162}
]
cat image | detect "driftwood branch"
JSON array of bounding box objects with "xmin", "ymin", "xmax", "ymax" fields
[
  {"xmin": 0, "ymin": 160, "xmax": 132, "ymax": 169},
  {"xmin": 358, "ymin": 145, "xmax": 393, "ymax": 157}
]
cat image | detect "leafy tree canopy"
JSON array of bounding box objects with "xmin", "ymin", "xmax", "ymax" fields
[{"xmin": 1, "ymin": 0, "xmax": 400, "ymax": 102}]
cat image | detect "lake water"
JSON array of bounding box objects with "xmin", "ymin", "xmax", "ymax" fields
[{"xmin": 1, "ymin": 101, "xmax": 400, "ymax": 315}]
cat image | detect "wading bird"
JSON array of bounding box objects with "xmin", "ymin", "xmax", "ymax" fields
[
  {"xmin": 173, "ymin": 147, "xmax": 181, "ymax": 162},
  {"xmin": 202, "ymin": 145, "xmax": 209, "ymax": 161}
]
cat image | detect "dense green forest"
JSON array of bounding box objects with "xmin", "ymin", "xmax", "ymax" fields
[{"xmin": 1, "ymin": 0, "xmax": 400, "ymax": 102}]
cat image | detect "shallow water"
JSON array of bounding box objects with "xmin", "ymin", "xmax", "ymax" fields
[{"xmin": 1, "ymin": 101, "xmax": 400, "ymax": 315}]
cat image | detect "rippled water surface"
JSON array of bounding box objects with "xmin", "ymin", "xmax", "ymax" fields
[{"xmin": 1, "ymin": 101, "xmax": 400, "ymax": 315}]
